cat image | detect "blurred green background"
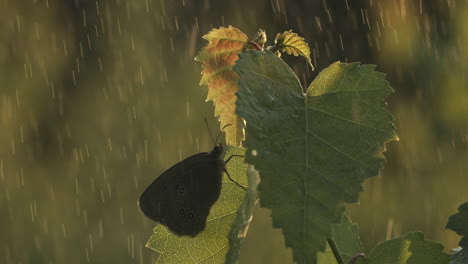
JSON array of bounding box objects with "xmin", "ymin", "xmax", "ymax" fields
[{"xmin": 1, "ymin": 0, "xmax": 467, "ymax": 263}]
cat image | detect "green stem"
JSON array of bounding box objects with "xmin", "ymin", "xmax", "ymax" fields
[
  {"xmin": 266, "ymin": 45, "xmax": 279, "ymax": 54},
  {"xmin": 349, "ymin": 253, "xmax": 366, "ymax": 264},
  {"xmin": 327, "ymin": 238, "xmax": 345, "ymax": 264}
]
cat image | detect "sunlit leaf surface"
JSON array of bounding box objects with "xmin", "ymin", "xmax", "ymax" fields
[
  {"xmin": 146, "ymin": 146, "xmax": 247, "ymax": 263},
  {"xmin": 273, "ymin": 30, "xmax": 313, "ymax": 69},
  {"xmin": 196, "ymin": 26, "xmax": 249, "ymax": 146},
  {"xmin": 356, "ymin": 232, "xmax": 450, "ymax": 264},
  {"xmin": 235, "ymin": 50, "xmax": 397, "ymax": 264}
]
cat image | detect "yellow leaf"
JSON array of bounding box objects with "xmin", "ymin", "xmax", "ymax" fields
[
  {"xmin": 273, "ymin": 30, "xmax": 314, "ymax": 70},
  {"xmin": 195, "ymin": 26, "xmax": 249, "ymax": 146}
]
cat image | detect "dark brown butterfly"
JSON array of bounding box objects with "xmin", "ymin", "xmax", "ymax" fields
[{"xmin": 138, "ymin": 143, "xmax": 244, "ymax": 237}]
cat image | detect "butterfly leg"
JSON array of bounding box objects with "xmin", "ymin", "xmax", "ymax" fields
[
  {"xmin": 223, "ymin": 168, "xmax": 247, "ymax": 191},
  {"xmin": 225, "ymin": 154, "xmax": 244, "ymax": 164}
]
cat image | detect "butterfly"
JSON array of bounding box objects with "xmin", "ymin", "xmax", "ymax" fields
[{"xmin": 138, "ymin": 127, "xmax": 245, "ymax": 237}]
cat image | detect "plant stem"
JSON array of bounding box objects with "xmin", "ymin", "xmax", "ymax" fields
[
  {"xmin": 327, "ymin": 238, "xmax": 345, "ymax": 264},
  {"xmin": 349, "ymin": 253, "xmax": 366, "ymax": 264}
]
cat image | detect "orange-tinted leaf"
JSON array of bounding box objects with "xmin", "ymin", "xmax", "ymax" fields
[{"xmin": 195, "ymin": 26, "xmax": 249, "ymax": 146}]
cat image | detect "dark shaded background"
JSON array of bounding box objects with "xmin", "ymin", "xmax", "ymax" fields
[{"xmin": 1, "ymin": 0, "xmax": 467, "ymax": 263}]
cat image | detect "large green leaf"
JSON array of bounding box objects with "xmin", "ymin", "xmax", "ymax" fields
[
  {"xmin": 446, "ymin": 202, "xmax": 468, "ymax": 263},
  {"xmin": 356, "ymin": 232, "xmax": 450, "ymax": 264},
  {"xmin": 146, "ymin": 146, "xmax": 247, "ymax": 263},
  {"xmin": 235, "ymin": 50, "xmax": 398, "ymax": 264},
  {"xmin": 225, "ymin": 166, "xmax": 260, "ymax": 263}
]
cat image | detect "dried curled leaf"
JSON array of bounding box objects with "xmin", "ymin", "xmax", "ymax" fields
[
  {"xmin": 273, "ymin": 30, "xmax": 314, "ymax": 70},
  {"xmin": 195, "ymin": 26, "xmax": 249, "ymax": 146},
  {"xmin": 251, "ymin": 29, "xmax": 267, "ymax": 50}
]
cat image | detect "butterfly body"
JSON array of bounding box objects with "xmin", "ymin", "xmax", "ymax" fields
[{"xmin": 138, "ymin": 145, "xmax": 225, "ymax": 237}]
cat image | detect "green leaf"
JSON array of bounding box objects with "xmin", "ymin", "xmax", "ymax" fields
[
  {"xmin": 271, "ymin": 30, "xmax": 314, "ymax": 70},
  {"xmin": 234, "ymin": 50, "xmax": 398, "ymax": 264},
  {"xmin": 331, "ymin": 215, "xmax": 363, "ymax": 262},
  {"xmin": 317, "ymin": 215, "xmax": 364, "ymax": 264},
  {"xmin": 146, "ymin": 146, "xmax": 248, "ymax": 263},
  {"xmin": 446, "ymin": 202, "xmax": 468, "ymax": 263},
  {"xmin": 356, "ymin": 232, "xmax": 450, "ymax": 264},
  {"xmin": 225, "ymin": 166, "xmax": 260, "ymax": 263},
  {"xmin": 318, "ymin": 215, "xmax": 364, "ymax": 264}
]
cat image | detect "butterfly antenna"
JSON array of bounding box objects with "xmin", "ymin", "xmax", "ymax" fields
[
  {"xmin": 215, "ymin": 124, "xmax": 231, "ymax": 145},
  {"xmin": 204, "ymin": 118, "xmax": 216, "ymax": 146}
]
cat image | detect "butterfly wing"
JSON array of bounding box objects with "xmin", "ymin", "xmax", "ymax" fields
[{"xmin": 138, "ymin": 151, "xmax": 224, "ymax": 237}]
